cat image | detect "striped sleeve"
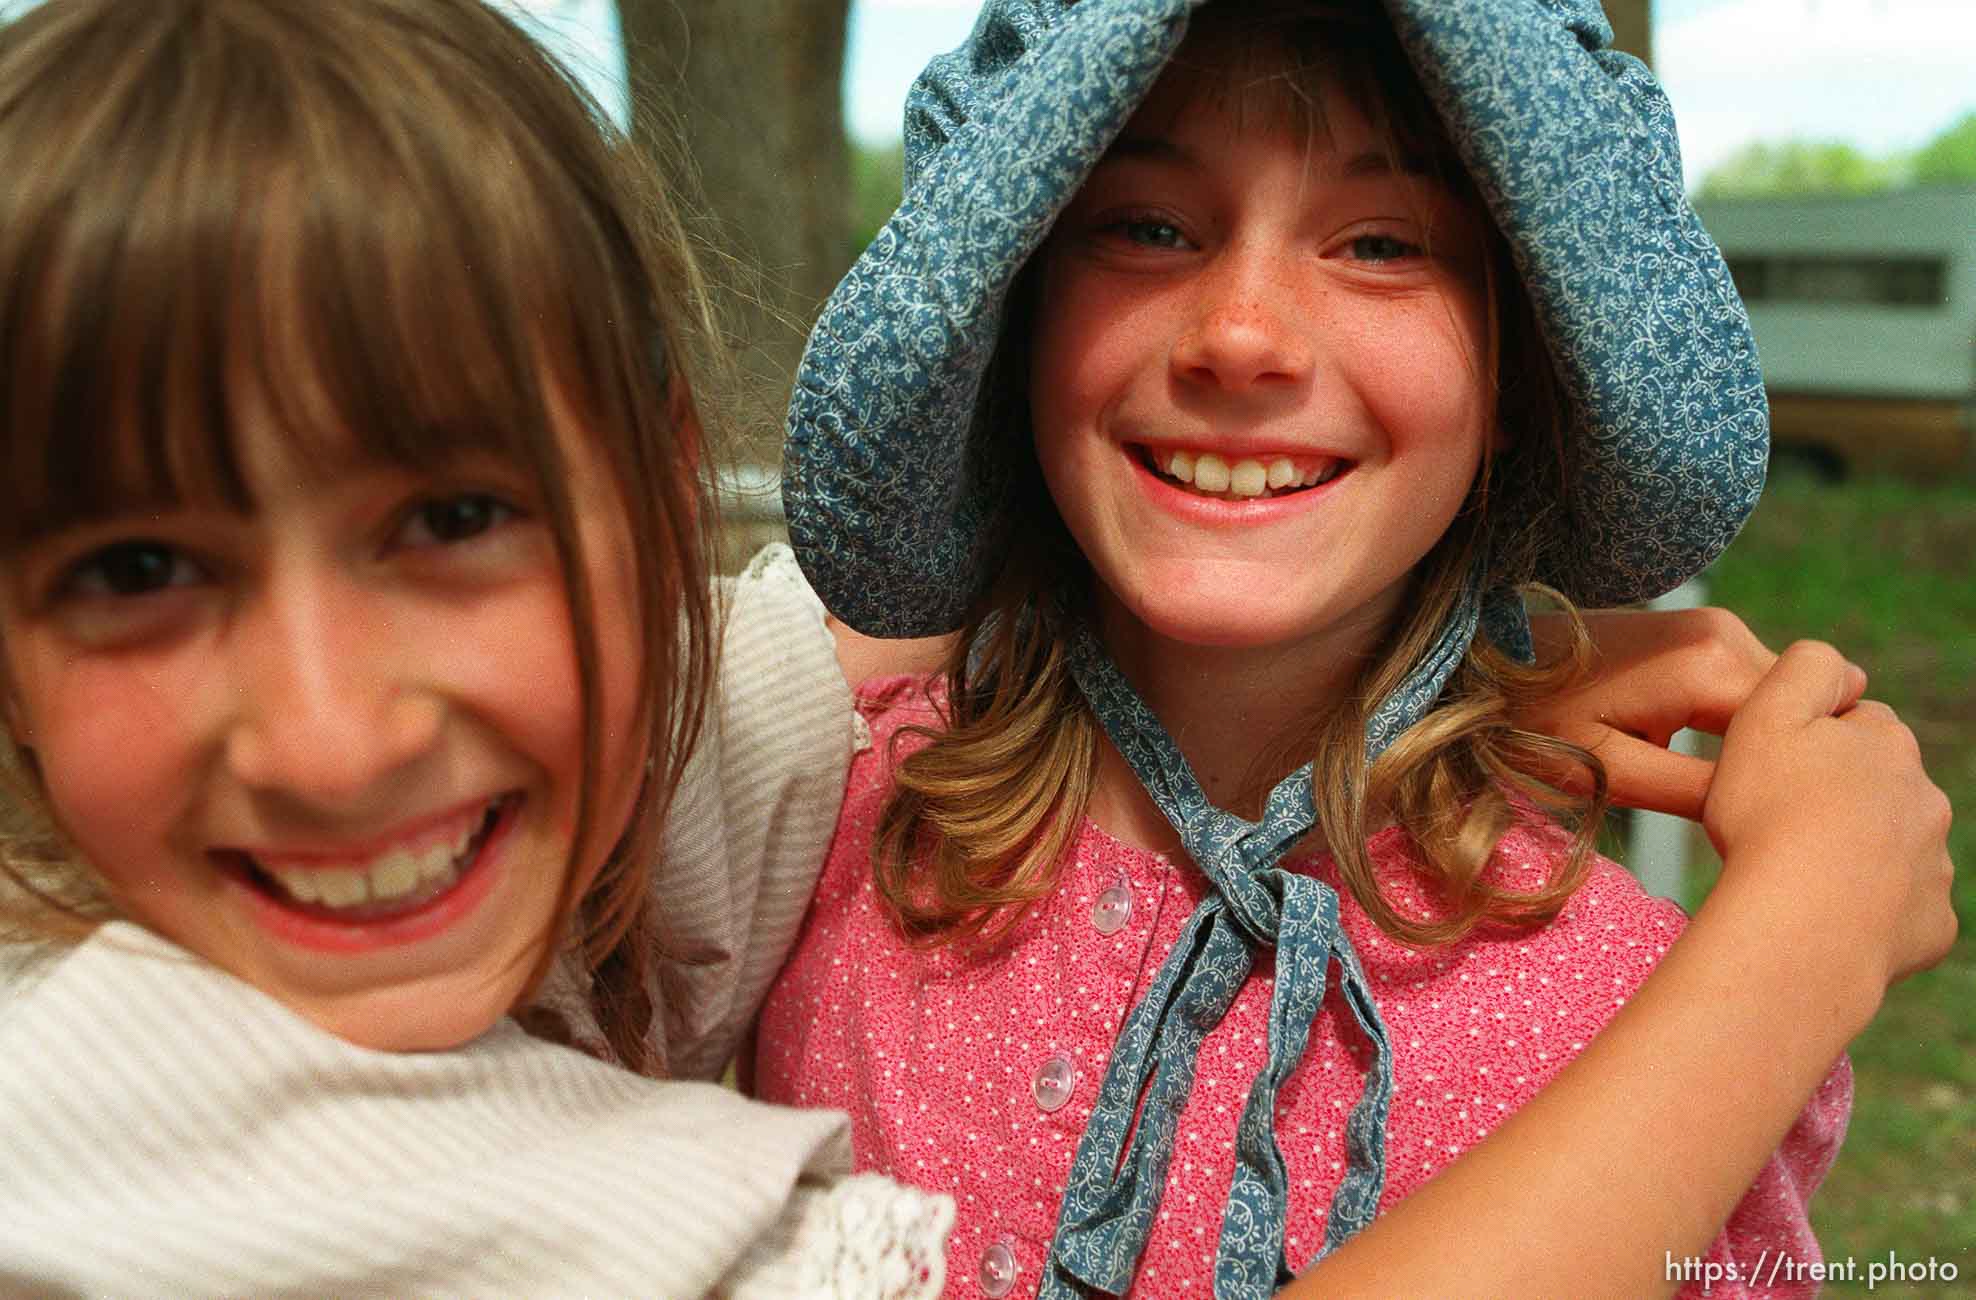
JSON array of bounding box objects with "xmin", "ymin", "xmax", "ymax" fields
[
  {"xmin": 0, "ymin": 923, "xmax": 948, "ymax": 1297},
  {"xmin": 655, "ymin": 544, "xmax": 857, "ymax": 1079}
]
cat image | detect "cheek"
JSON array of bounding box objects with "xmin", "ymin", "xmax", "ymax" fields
[
  {"xmin": 5, "ymin": 640, "xmax": 205, "ymax": 868},
  {"xmin": 566, "ymin": 497, "xmax": 647, "ymax": 857},
  {"xmin": 1371, "ymin": 302, "xmax": 1493, "ymax": 464},
  {"xmin": 1028, "ymin": 267, "xmax": 1121, "ymax": 528},
  {"xmin": 473, "ymin": 588, "xmax": 588, "ymax": 832},
  {"xmin": 1026, "ymin": 256, "xmax": 1156, "ymax": 441}
]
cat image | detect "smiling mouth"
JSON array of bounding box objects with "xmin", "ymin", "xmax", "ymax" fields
[
  {"xmin": 222, "ymin": 794, "xmax": 516, "ymax": 921},
  {"xmin": 1138, "ymin": 446, "xmax": 1348, "ymax": 500}
]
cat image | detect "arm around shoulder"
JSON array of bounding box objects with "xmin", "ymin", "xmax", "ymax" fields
[
  {"xmin": 652, "ymin": 545, "xmax": 865, "ymax": 1079},
  {"xmin": 1279, "ymin": 644, "xmax": 1954, "ymax": 1299}
]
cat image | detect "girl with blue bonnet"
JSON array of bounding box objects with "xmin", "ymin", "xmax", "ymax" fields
[{"xmin": 758, "ymin": 0, "xmax": 1956, "ymax": 1295}]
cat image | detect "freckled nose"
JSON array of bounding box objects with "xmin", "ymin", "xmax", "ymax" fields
[
  {"xmin": 1169, "ymin": 286, "xmax": 1315, "ymax": 392},
  {"xmin": 222, "ymin": 581, "xmax": 442, "ymax": 801}
]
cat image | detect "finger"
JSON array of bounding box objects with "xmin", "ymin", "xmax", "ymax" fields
[
  {"xmin": 1838, "ymin": 698, "xmax": 1898, "ymax": 725},
  {"xmin": 1837, "ymin": 661, "xmax": 1870, "ymax": 714},
  {"xmin": 1588, "ymin": 735, "xmax": 1714, "ymax": 820},
  {"xmin": 1731, "ymin": 640, "xmax": 1861, "ymax": 737},
  {"xmin": 1656, "ymin": 630, "xmax": 1778, "ymax": 737},
  {"xmin": 1525, "ymin": 727, "xmax": 1714, "ymax": 820}
]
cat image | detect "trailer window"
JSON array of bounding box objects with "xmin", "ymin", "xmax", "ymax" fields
[{"xmin": 1726, "ymin": 256, "xmax": 1946, "ymax": 307}]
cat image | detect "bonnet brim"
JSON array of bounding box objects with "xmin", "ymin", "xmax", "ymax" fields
[{"xmin": 783, "ymin": 0, "xmax": 1767, "ymax": 637}]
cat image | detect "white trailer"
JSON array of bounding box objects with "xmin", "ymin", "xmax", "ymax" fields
[{"xmin": 1694, "ymin": 187, "xmax": 1976, "ymax": 477}]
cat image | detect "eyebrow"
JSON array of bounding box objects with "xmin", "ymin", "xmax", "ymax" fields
[
  {"xmin": 1342, "ymin": 150, "xmax": 1395, "ymax": 178},
  {"xmin": 1104, "ymin": 133, "xmax": 1195, "ymax": 167},
  {"xmin": 1341, "ymin": 149, "xmax": 1439, "ymax": 179}
]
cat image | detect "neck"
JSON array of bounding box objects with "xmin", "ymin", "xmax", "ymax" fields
[{"xmin": 1082, "ymin": 588, "xmax": 1396, "ymax": 846}]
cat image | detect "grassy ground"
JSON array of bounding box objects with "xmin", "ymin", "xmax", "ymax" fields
[{"xmin": 1680, "ymin": 474, "xmax": 1975, "ymax": 1297}]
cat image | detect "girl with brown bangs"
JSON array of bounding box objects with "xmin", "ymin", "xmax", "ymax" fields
[
  {"xmin": 0, "ymin": 0, "xmax": 956, "ymax": 1292},
  {"xmin": 756, "ymin": 2, "xmax": 1956, "ymax": 1297}
]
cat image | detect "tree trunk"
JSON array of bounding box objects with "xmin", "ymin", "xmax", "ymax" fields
[
  {"xmin": 618, "ymin": 0, "xmax": 853, "ymax": 465},
  {"xmin": 1602, "ymin": 0, "xmax": 1653, "ymax": 67}
]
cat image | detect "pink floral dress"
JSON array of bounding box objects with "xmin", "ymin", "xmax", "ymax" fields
[{"xmin": 756, "ymin": 678, "xmax": 1852, "ymax": 1299}]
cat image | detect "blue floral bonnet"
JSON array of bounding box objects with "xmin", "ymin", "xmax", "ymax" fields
[
  {"xmin": 786, "ymin": 0, "xmax": 1767, "ymax": 643},
  {"xmin": 782, "ymin": 1, "xmax": 1768, "ymax": 1295}
]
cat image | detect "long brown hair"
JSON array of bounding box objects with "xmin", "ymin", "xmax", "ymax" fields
[
  {"xmin": 0, "ymin": 0, "xmax": 735, "ymax": 1068},
  {"xmin": 874, "ymin": 0, "xmax": 1605, "ymax": 950}
]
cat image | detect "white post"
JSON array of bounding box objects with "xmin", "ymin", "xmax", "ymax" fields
[{"xmin": 1626, "ymin": 577, "xmax": 1708, "ymax": 901}]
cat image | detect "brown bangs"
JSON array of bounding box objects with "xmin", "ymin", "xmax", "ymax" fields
[
  {"xmin": 0, "ymin": 0, "xmax": 664, "ymax": 551},
  {"xmin": 1160, "ymin": 1, "xmax": 1470, "ymax": 197},
  {"xmin": 1, "ymin": 0, "xmax": 726, "ymax": 1065}
]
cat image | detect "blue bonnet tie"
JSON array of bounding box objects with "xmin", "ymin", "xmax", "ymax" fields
[
  {"xmin": 1045, "ymin": 568, "xmax": 1510, "ymax": 1296},
  {"xmin": 783, "ymin": 0, "xmax": 1769, "ymax": 1293}
]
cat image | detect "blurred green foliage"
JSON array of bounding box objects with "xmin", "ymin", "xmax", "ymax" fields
[
  {"xmin": 1698, "ymin": 111, "xmax": 1976, "ymax": 197},
  {"xmin": 1691, "ymin": 475, "xmax": 1975, "ymax": 1297},
  {"xmin": 1698, "ymin": 138, "xmax": 1899, "ymax": 198},
  {"xmin": 848, "ymin": 137, "xmax": 905, "ymax": 262},
  {"xmin": 1914, "ymin": 112, "xmax": 1976, "ymax": 189}
]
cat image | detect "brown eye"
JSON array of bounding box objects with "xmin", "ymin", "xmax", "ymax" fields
[
  {"xmin": 66, "ymin": 541, "xmax": 197, "ymax": 598},
  {"xmin": 402, "ymin": 494, "xmax": 514, "ymax": 547}
]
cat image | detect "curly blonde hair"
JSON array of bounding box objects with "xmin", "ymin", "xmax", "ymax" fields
[{"xmin": 873, "ymin": 0, "xmax": 1605, "ymax": 951}]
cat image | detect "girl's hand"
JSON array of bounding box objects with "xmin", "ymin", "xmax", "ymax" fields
[
  {"xmin": 1522, "ymin": 606, "xmax": 1808, "ymax": 818},
  {"xmin": 1288, "ymin": 642, "xmax": 1951, "ymax": 1300},
  {"xmin": 1704, "ymin": 639, "xmax": 1957, "ymax": 988}
]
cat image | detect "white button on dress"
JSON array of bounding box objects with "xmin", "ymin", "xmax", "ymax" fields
[
  {"xmin": 1091, "ymin": 881, "xmax": 1133, "ymax": 934},
  {"xmin": 1032, "ymin": 1052, "xmax": 1076, "ymax": 1113},
  {"xmin": 979, "ymin": 1239, "xmax": 1018, "ymax": 1297}
]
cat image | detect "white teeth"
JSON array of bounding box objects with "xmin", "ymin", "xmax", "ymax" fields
[
  {"xmin": 1227, "ymin": 459, "xmax": 1268, "ymax": 497},
  {"xmin": 275, "ymin": 868, "xmax": 323, "ymax": 904},
  {"xmin": 420, "ymin": 841, "xmax": 457, "ymax": 884},
  {"xmin": 316, "ymin": 869, "xmax": 369, "ymax": 908},
  {"xmin": 1153, "ymin": 447, "xmax": 1344, "ymax": 499},
  {"xmin": 1192, "ymin": 453, "xmax": 1231, "ymax": 493},
  {"xmin": 255, "ymin": 801, "xmax": 495, "ymax": 911},
  {"xmin": 368, "ymin": 849, "xmax": 421, "ymax": 901},
  {"xmin": 365, "ymin": 843, "xmax": 460, "ymax": 901}
]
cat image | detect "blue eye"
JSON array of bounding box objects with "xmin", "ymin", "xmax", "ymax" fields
[
  {"xmin": 64, "ymin": 541, "xmax": 201, "ymax": 598},
  {"xmin": 1116, "ymin": 218, "xmax": 1189, "ymax": 250},
  {"xmin": 400, "ymin": 493, "xmax": 516, "ymax": 547},
  {"xmin": 1349, "ymin": 234, "xmax": 1421, "ymax": 264}
]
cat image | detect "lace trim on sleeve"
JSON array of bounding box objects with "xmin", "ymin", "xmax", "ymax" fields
[{"xmin": 722, "ymin": 1173, "xmax": 955, "ymax": 1300}]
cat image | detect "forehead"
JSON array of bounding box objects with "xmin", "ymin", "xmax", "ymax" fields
[
  {"xmin": 1137, "ymin": 33, "xmax": 1326, "ymax": 136},
  {"xmin": 1116, "ymin": 10, "xmax": 1454, "ymax": 166},
  {"xmin": 0, "ymin": 0, "xmax": 631, "ymax": 552},
  {"xmin": 1116, "ymin": 69, "xmax": 1378, "ymax": 169},
  {"xmin": 0, "ymin": 167, "xmax": 597, "ymax": 551}
]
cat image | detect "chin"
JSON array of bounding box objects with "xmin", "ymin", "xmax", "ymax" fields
[
  {"xmin": 1120, "ymin": 591, "xmax": 1341, "ymax": 655},
  {"xmin": 281, "ymin": 975, "xmax": 528, "ymax": 1053}
]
